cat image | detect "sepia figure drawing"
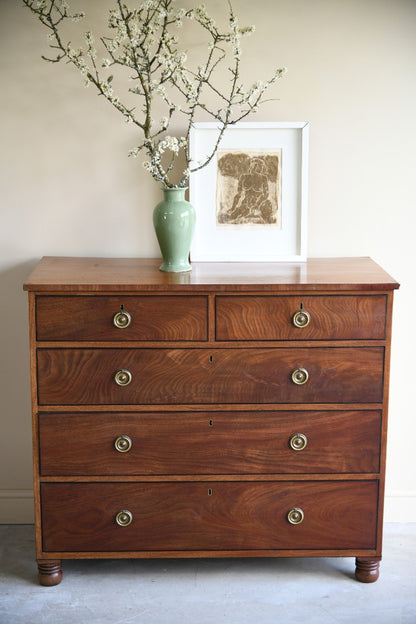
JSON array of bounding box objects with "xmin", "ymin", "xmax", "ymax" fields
[{"xmin": 216, "ymin": 150, "xmax": 281, "ymax": 226}]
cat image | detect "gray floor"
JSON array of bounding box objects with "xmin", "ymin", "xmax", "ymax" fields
[{"xmin": 0, "ymin": 524, "xmax": 415, "ymax": 624}]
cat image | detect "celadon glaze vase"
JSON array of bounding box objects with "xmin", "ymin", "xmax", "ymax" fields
[{"xmin": 153, "ymin": 187, "xmax": 196, "ymax": 272}]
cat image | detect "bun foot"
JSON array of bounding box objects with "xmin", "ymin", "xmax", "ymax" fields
[
  {"xmin": 37, "ymin": 560, "xmax": 62, "ymax": 586},
  {"xmin": 355, "ymin": 557, "xmax": 380, "ymax": 583}
]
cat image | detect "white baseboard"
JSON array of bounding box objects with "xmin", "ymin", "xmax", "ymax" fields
[
  {"xmin": 1, "ymin": 489, "xmax": 416, "ymax": 524},
  {"xmin": 0, "ymin": 490, "xmax": 34, "ymax": 524}
]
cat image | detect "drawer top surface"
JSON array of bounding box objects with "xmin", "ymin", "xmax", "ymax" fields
[{"xmin": 23, "ymin": 256, "xmax": 399, "ymax": 293}]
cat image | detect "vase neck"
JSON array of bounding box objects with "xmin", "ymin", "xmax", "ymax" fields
[{"xmin": 162, "ymin": 187, "xmax": 187, "ymax": 201}]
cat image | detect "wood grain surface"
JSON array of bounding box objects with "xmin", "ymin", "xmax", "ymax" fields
[
  {"xmin": 41, "ymin": 480, "xmax": 378, "ymax": 552},
  {"xmin": 38, "ymin": 410, "xmax": 381, "ymax": 476},
  {"xmin": 37, "ymin": 347, "xmax": 384, "ymax": 405},
  {"xmin": 24, "ymin": 256, "xmax": 399, "ymax": 292},
  {"xmin": 36, "ymin": 295, "xmax": 208, "ymax": 341},
  {"xmin": 216, "ymin": 295, "xmax": 387, "ymax": 340}
]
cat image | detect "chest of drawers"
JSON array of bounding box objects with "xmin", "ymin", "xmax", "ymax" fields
[{"xmin": 24, "ymin": 256, "xmax": 399, "ymax": 586}]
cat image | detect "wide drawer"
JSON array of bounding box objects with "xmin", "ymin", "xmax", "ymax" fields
[
  {"xmin": 40, "ymin": 481, "xmax": 378, "ymax": 552},
  {"xmin": 35, "ymin": 295, "xmax": 208, "ymax": 341},
  {"xmin": 216, "ymin": 295, "xmax": 387, "ymax": 341},
  {"xmin": 39, "ymin": 410, "xmax": 381, "ymax": 476},
  {"xmin": 36, "ymin": 347, "xmax": 384, "ymax": 405}
]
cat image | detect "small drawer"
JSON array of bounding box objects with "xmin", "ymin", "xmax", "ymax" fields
[
  {"xmin": 36, "ymin": 347, "xmax": 384, "ymax": 405},
  {"xmin": 38, "ymin": 410, "xmax": 381, "ymax": 476},
  {"xmin": 216, "ymin": 295, "xmax": 387, "ymax": 341},
  {"xmin": 41, "ymin": 481, "xmax": 378, "ymax": 552},
  {"xmin": 36, "ymin": 295, "xmax": 208, "ymax": 341}
]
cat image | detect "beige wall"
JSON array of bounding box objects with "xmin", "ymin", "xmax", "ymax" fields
[{"xmin": 1, "ymin": 0, "xmax": 415, "ymax": 522}]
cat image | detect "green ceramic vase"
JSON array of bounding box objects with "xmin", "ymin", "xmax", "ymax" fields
[{"xmin": 153, "ymin": 187, "xmax": 196, "ymax": 272}]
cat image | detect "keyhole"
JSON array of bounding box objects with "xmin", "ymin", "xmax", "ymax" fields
[
  {"xmin": 120, "ymin": 304, "xmax": 124, "ymax": 310},
  {"xmin": 208, "ymin": 488, "xmax": 213, "ymax": 496},
  {"xmin": 209, "ymin": 355, "xmax": 213, "ymax": 363},
  {"xmin": 299, "ymin": 302, "xmax": 303, "ymax": 310},
  {"xmin": 209, "ymin": 419, "xmax": 213, "ymax": 427}
]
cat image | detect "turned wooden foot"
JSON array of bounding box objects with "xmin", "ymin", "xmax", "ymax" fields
[
  {"xmin": 37, "ymin": 559, "xmax": 62, "ymax": 586},
  {"xmin": 355, "ymin": 557, "xmax": 380, "ymax": 583}
]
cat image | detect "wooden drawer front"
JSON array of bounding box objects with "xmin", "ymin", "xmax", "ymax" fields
[
  {"xmin": 36, "ymin": 295, "xmax": 208, "ymax": 341},
  {"xmin": 39, "ymin": 410, "xmax": 381, "ymax": 476},
  {"xmin": 37, "ymin": 347, "xmax": 384, "ymax": 405},
  {"xmin": 41, "ymin": 481, "xmax": 378, "ymax": 552},
  {"xmin": 216, "ymin": 295, "xmax": 386, "ymax": 341}
]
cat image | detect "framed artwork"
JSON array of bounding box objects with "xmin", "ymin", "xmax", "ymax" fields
[{"xmin": 189, "ymin": 121, "xmax": 309, "ymax": 262}]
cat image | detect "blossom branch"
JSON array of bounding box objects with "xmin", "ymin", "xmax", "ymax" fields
[{"xmin": 23, "ymin": 0, "xmax": 286, "ymax": 188}]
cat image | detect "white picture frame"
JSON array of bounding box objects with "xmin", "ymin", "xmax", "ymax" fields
[{"xmin": 189, "ymin": 121, "xmax": 309, "ymax": 262}]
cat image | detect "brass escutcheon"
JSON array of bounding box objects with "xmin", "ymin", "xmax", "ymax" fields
[
  {"xmin": 115, "ymin": 510, "xmax": 133, "ymax": 527},
  {"xmin": 292, "ymin": 309, "xmax": 311, "ymax": 328},
  {"xmin": 289, "ymin": 433, "xmax": 308, "ymax": 451},
  {"xmin": 114, "ymin": 435, "xmax": 132, "ymax": 453},
  {"xmin": 291, "ymin": 367, "xmax": 309, "ymax": 385},
  {"xmin": 287, "ymin": 507, "xmax": 304, "ymax": 525},
  {"xmin": 114, "ymin": 369, "xmax": 132, "ymax": 386},
  {"xmin": 113, "ymin": 309, "xmax": 131, "ymax": 329}
]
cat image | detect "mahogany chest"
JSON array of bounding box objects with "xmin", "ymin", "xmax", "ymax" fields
[{"xmin": 24, "ymin": 256, "xmax": 399, "ymax": 585}]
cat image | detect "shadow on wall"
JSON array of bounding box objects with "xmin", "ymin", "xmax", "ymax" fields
[{"xmin": 0, "ymin": 259, "xmax": 41, "ymax": 489}]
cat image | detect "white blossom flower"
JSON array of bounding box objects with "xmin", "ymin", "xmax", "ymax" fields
[
  {"xmin": 239, "ymin": 25, "xmax": 255, "ymax": 35},
  {"xmin": 71, "ymin": 12, "xmax": 85, "ymax": 23}
]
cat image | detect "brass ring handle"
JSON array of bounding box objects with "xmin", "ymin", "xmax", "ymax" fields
[
  {"xmin": 114, "ymin": 435, "xmax": 132, "ymax": 453},
  {"xmin": 292, "ymin": 309, "xmax": 311, "ymax": 328},
  {"xmin": 114, "ymin": 369, "xmax": 132, "ymax": 386},
  {"xmin": 289, "ymin": 433, "xmax": 308, "ymax": 451},
  {"xmin": 115, "ymin": 510, "xmax": 133, "ymax": 527},
  {"xmin": 113, "ymin": 310, "xmax": 131, "ymax": 329},
  {"xmin": 287, "ymin": 507, "xmax": 304, "ymax": 525},
  {"xmin": 291, "ymin": 367, "xmax": 309, "ymax": 385}
]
